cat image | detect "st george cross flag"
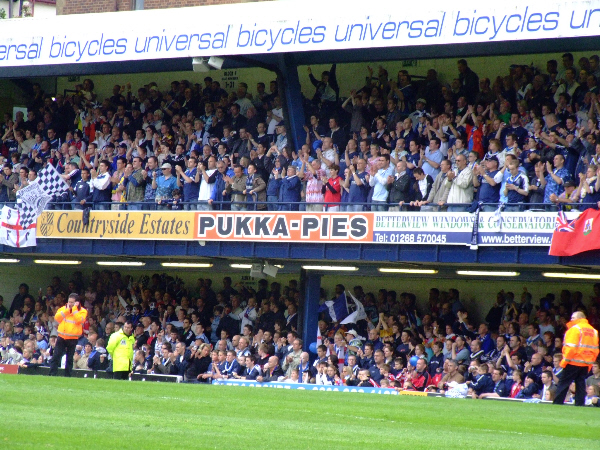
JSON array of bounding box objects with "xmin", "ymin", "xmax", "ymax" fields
[
  {"xmin": 16, "ymin": 163, "xmax": 68, "ymax": 228},
  {"xmin": 318, "ymin": 292, "xmax": 349, "ymax": 323},
  {"xmin": 0, "ymin": 206, "xmax": 37, "ymax": 248},
  {"xmin": 549, "ymin": 209, "xmax": 600, "ymax": 256},
  {"xmin": 340, "ymin": 292, "xmax": 368, "ymax": 325}
]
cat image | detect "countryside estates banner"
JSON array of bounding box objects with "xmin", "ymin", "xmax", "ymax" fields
[
  {"xmin": 0, "ymin": 0, "xmax": 600, "ymax": 67},
  {"xmin": 34, "ymin": 210, "xmax": 555, "ymax": 247}
]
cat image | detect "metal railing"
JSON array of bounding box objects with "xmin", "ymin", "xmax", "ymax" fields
[{"xmin": 0, "ymin": 201, "xmax": 565, "ymax": 211}]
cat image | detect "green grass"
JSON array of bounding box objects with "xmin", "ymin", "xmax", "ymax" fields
[{"xmin": 1, "ymin": 375, "xmax": 599, "ymax": 449}]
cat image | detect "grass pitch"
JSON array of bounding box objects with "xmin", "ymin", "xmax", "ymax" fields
[{"xmin": 1, "ymin": 375, "xmax": 599, "ymax": 449}]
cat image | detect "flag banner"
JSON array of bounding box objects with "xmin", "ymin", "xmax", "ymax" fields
[
  {"xmin": 549, "ymin": 209, "xmax": 600, "ymax": 257},
  {"xmin": 36, "ymin": 163, "xmax": 70, "ymax": 195},
  {"xmin": 17, "ymin": 163, "xmax": 68, "ymax": 228},
  {"xmin": 33, "ymin": 210, "xmax": 557, "ymax": 247},
  {"xmin": 318, "ymin": 293, "xmax": 349, "ymax": 323},
  {"xmin": 17, "ymin": 183, "xmax": 53, "ymax": 228},
  {"xmin": 469, "ymin": 202, "xmax": 482, "ymax": 250},
  {"xmin": 340, "ymin": 292, "xmax": 367, "ymax": 325},
  {"xmin": 0, "ymin": 206, "xmax": 37, "ymax": 248}
]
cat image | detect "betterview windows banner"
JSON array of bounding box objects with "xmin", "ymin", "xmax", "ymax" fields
[
  {"xmin": 31, "ymin": 210, "xmax": 556, "ymax": 247},
  {"xmin": 0, "ymin": 0, "xmax": 600, "ymax": 67}
]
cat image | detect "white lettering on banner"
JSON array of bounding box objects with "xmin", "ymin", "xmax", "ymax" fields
[
  {"xmin": 212, "ymin": 379, "xmax": 401, "ymax": 395},
  {"xmin": 32, "ymin": 210, "xmax": 556, "ymax": 247},
  {"xmin": 1, "ymin": 0, "xmax": 600, "ymax": 67}
]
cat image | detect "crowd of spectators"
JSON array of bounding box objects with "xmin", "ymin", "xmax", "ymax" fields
[
  {"xmin": 0, "ymin": 271, "xmax": 599, "ymax": 405},
  {"xmin": 3, "ymin": 53, "xmax": 600, "ymax": 211}
]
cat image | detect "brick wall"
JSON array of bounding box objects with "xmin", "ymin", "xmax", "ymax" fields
[{"xmin": 60, "ymin": 0, "xmax": 273, "ymax": 15}]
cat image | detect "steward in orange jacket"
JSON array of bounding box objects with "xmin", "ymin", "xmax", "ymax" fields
[
  {"xmin": 49, "ymin": 294, "xmax": 88, "ymax": 377},
  {"xmin": 55, "ymin": 303, "xmax": 87, "ymax": 340},
  {"xmin": 561, "ymin": 317, "xmax": 599, "ymax": 368},
  {"xmin": 553, "ymin": 312, "xmax": 599, "ymax": 406}
]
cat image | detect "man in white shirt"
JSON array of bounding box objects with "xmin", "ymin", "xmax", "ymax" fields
[
  {"xmin": 235, "ymin": 83, "xmax": 254, "ymax": 117},
  {"xmin": 369, "ymin": 154, "xmax": 394, "ymax": 211},
  {"xmin": 239, "ymin": 298, "xmax": 257, "ymax": 332},
  {"xmin": 318, "ymin": 137, "xmax": 337, "ymax": 171},
  {"xmin": 420, "ymin": 137, "xmax": 443, "ymax": 179},
  {"xmin": 267, "ymin": 97, "xmax": 284, "ymax": 135},
  {"xmin": 90, "ymin": 160, "xmax": 112, "ymax": 210},
  {"xmin": 196, "ymin": 155, "xmax": 217, "ymax": 210},
  {"xmin": 446, "ymin": 154, "xmax": 474, "ymax": 212}
]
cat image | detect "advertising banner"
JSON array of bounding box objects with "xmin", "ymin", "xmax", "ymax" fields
[
  {"xmin": 212, "ymin": 378, "xmax": 402, "ymax": 395},
  {"xmin": 35, "ymin": 210, "xmax": 556, "ymax": 247},
  {"xmin": 0, "ymin": 0, "xmax": 600, "ymax": 67}
]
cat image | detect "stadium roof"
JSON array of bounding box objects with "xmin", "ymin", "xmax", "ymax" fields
[{"xmin": 1, "ymin": 0, "xmax": 600, "ymax": 77}]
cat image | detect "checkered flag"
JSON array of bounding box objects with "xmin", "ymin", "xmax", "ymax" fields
[
  {"xmin": 17, "ymin": 164, "xmax": 68, "ymax": 228},
  {"xmin": 36, "ymin": 163, "xmax": 69, "ymax": 196}
]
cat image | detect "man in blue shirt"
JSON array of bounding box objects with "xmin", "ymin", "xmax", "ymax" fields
[
  {"xmin": 70, "ymin": 167, "xmax": 93, "ymax": 210},
  {"xmin": 91, "ymin": 160, "xmax": 112, "ymax": 210},
  {"xmin": 279, "ymin": 166, "xmax": 301, "ymax": 211},
  {"xmin": 152, "ymin": 163, "xmax": 178, "ymax": 209},
  {"xmin": 420, "ymin": 137, "xmax": 444, "ymax": 179},
  {"xmin": 344, "ymin": 159, "xmax": 368, "ymax": 212},
  {"xmin": 478, "ymin": 323, "xmax": 494, "ymax": 354},
  {"xmin": 473, "ymin": 156, "xmax": 503, "ymax": 212},
  {"xmin": 479, "ymin": 368, "xmax": 509, "ymax": 398},
  {"xmin": 500, "ymin": 113, "xmax": 528, "ymax": 148},
  {"xmin": 541, "ymin": 154, "xmax": 571, "ymax": 210},
  {"xmin": 176, "ymin": 158, "xmax": 199, "ymax": 210},
  {"xmin": 503, "ymin": 160, "xmax": 529, "ymax": 211}
]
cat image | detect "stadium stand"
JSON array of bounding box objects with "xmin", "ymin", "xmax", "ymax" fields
[
  {"xmin": 1, "ymin": 272, "xmax": 599, "ymax": 405},
  {"xmin": 2, "ymin": 53, "xmax": 600, "ymax": 211}
]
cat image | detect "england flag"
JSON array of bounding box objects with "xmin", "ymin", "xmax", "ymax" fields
[{"xmin": 0, "ymin": 206, "xmax": 36, "ymax": 248}]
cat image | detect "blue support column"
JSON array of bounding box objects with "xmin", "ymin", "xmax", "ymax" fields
[
  {"xmin": 277, "ymin": 53, "xmax": 306, "ymax": 152},
  {"xmin": 300, "ymin": 269, "xmax": 321, "ymax": 352}
]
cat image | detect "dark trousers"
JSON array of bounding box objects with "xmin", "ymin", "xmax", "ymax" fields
[
  {"xmin": 113, "ymin": 371, "xmax": 129, "ymax": 380},
  {"xmin": 49, "ymin": 337, "xmax": 77, "ymax": 377},
  {"xmin": 553, "ymin": 364, "xmax": 590, "ymax": 406}
]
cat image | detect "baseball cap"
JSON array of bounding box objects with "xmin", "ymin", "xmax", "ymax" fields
[
  {"xmin": 564, "ymin": 180, "xmax": 576, "ymax": 188},
  {"xmin": 416, "ymin": 98, "xmax": 427, "ymax": 105},
  {"xmin": 161, "ymin": 163, "xmax": 172, "ymax": 169},
  {"xmin": 119, "ymin": 142, "xmax": 128, "ymax": 149},
  {"xmin": 277, "ymin": 121, "xmax": 285, "ymax": 126},
  {"xmin": 345, "ymin": 329, "xmax": 358, "ymax": 338},
  {"xmin": 487, "ymin": 155, "xmax": 499, "ymax": 164}
]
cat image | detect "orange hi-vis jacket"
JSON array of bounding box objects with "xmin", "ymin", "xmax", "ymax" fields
[
  {"xmin": 55, "ymin": 305, "xmax": 88, "ymax": 340},
  {"xmin": 561, "ymin": 318, "xmax": 599, "ymax": 368}
]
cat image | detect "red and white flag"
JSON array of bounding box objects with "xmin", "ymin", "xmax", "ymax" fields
[{"xmin": 549, "ymin": 209, "xmax": 600, "ymax": 256}]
